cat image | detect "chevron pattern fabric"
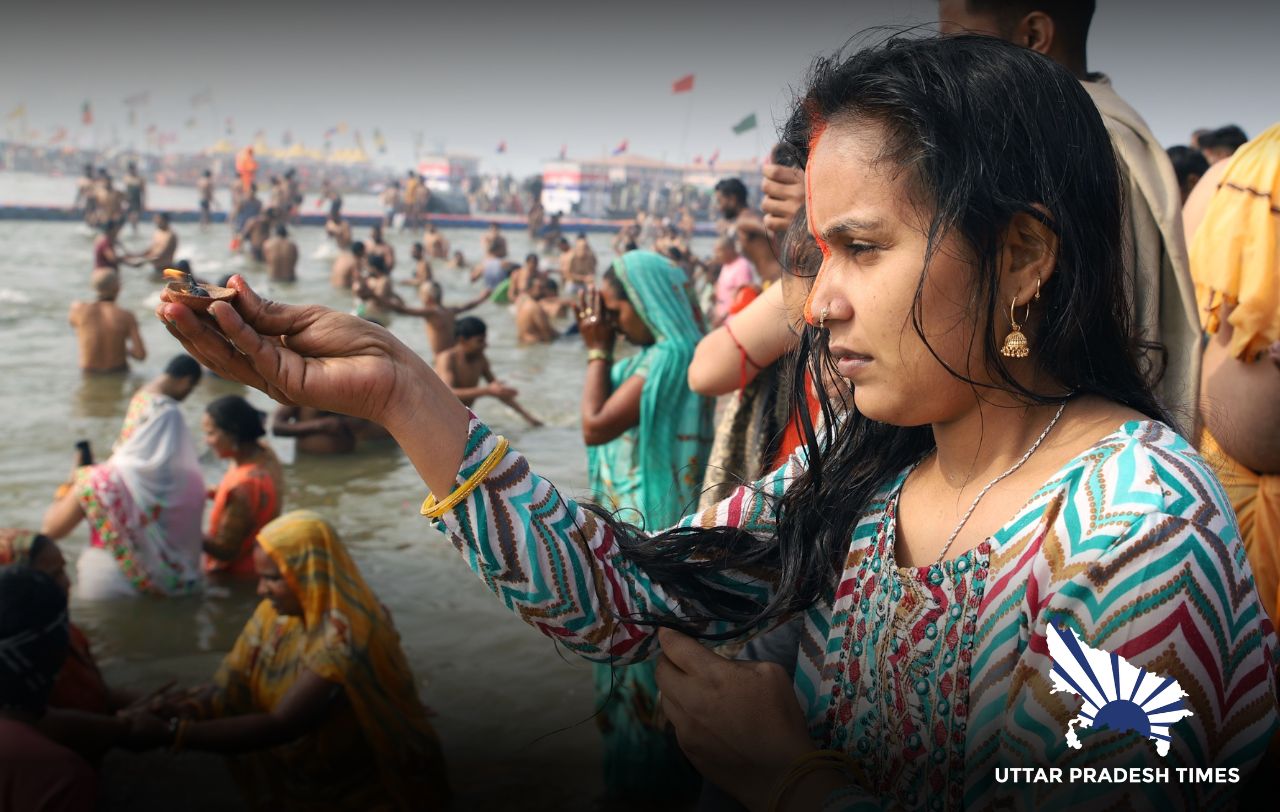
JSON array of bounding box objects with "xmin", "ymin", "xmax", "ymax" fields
[{"xmin": 432, "ymin": 415, "xmax": 1278, "ymax": 810}]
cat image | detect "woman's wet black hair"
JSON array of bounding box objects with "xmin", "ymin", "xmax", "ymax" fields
[
  {"xmin": 206, "ymin": 395, "xmax": 266, "ymax": 445},
  {"xmin": 587, "ymin": 33, "xmax": 1168, "ymax": 639}
]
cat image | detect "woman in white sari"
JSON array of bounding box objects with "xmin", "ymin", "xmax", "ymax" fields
[{"xmin": 42, "ymin": 355, "xmax": 207, "ymax": 599}]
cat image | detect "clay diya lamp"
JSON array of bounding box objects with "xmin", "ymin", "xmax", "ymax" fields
[{"xmin": 162, "ymin": 268, "xmax": 237, "ymax": 312}]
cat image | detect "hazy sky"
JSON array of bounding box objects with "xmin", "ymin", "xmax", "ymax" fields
[{"xmin": 2, "ymin": 0, "xmax": 1276, "ymax": 176}]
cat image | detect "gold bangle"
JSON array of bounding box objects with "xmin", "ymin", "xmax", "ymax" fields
[
  {"xmin": 586, "ymin": 348, "xmax": 612, "ymax": 363},
  {"xmin": 420, "ymin": 437, "xmax": 509, "ymax": 519},
  {"xmin": 766, "ymin": 749, "xmax": 867, "ymax": 812}
]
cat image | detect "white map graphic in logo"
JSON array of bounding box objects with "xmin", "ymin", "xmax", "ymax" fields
[{"xmin": 1046, "ymin": 624, "xmax": 1194, "ymax": 757}]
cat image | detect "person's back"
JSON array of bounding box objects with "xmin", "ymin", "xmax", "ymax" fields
[
  {"xmin": 69, "ymin": 270, "xmax": 144, "ymax": 373},
  {"xmin": 515, "ymin": 293, "xmax": 556, "ymax": 344},
  {"xmin": 265, "ymin": 228, "xmax": 298, "ymax": 283}
]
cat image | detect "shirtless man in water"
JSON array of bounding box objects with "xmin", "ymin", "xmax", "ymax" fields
[
  {"xmin": 196, "ymin": 170, "xmax": 215, "ymax": 229},
  {"xmin": 137, "ymin": 213, "xmax": 178, "ymax": 278},
  {"xmin": 423, "ymin": 223, "xmax": 449, "ymax": 259},
  {"xmin": 435, "ymin": 317, "xmax": 542, "ymax": 426},
  {"xmin": 515, "ymin": 275, "xmax": 558, "ymax": 344},
  {"xmin": 368, "ymin": 224, "xmax": 395, "ymax": 273},
  {"xmin": 271, "ymin": 406, "xmax": 357, "ymax": 454},
  {"xmin": 416, "ymin": 281, "xmax": 489, "ymax": 355},
  {"xmin": 264, "ymin": 225, "xmax": 298, "ymax": 283},
  {"xmin": 331, "ymin": 240, "xmax": 365, "ymax": 289},
  {"xmin": 325, "ymin": 213, "xmax": 352, "ymax": 251},
  {"xmin": 404, "ymin": 242, "xmax": 433, "ymax": 287},
  {"xmin": 69, "ymin": 269, "xmax": 146, "ymax": 373}
]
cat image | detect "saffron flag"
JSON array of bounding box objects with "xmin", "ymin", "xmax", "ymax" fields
[
  {"xmin": 49, "ymin": 127, "xmax": 67, "ymax": 144},
  {"xmin": 81, "ymin": 101, "xmax": 93, "ymax": 125},
  {"xmin": 731, "ymin": 113, "xmax": 758, "ymax": 135},
  {"xmin": 671, "ymin": 74, "xmax": 695, "ymax": 94},
  {"xmin": 693, "ymin": 154, "xmax": 704, "ymax": 165},
  {"xmin": 496, "ymin": 139, "xmax": 507, "ymax": 154},
  {"xmin": 6, "ymin": 104, "xmax": 26, "ymax": 120},
  {"xmin": 612, "ymin": 139, "xmax": 629, "ymax": 156}
]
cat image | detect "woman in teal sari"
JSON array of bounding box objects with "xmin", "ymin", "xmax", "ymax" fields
[{"xmin": 576, "ymin": 249, "xmax": 714, "ymax": 802}]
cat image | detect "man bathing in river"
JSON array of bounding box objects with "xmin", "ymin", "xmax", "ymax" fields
[
  {"xmin": 434, "ymin": 317, "xmax": 542, "ymax": 426},
  {"xmin": 331, "ymin": 240, "xmax": 365, "ymax": 289},
  {"xmin": 264, "ymin": 225, "xmax": 299, "ymax": 283},
  {"xmin": 69, "ymin": 269, "xmax": 146, "ymax": 374},
  {"xmin": 137, "ymin": 213, "xmax": 178, "ymax": 279},
  {"xmin": 416, "ymin": 281, "xmax": 489, "ymax": 356}
]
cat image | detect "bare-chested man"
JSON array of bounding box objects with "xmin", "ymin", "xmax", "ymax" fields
[
  {"xmin": 136, "ymin": 213, "xmax": 178, "ymax": 278},
  {"xmin": 271, "ymin": 405, "xmax": 357, "ymax": 454},
  {"xmin": 368, "ymin": 224, "xmax": 395, "ymax": 273},
  {"xmin": 264, "ymin": 224, "xmax": 298, "ymax": 283},
  {"xmin": 243, "ymin": 207, "xmax": 277, "ymax": 262},
  {"xmin": 563, "ymin": 232, "xmax": 598, "ymax": 294},
  {"xmin": 509, "ymin": 253, "xmax": 540, "ymax": 300},
  {"xmin": 423, "ymin": 222, "xmax": 449, "ymax": 259},
  {"xmin": 352, "ymin": 254, "xmax": 426, "ymax": 327},
  {"xmin": 331, "ymin": 240, "xmax": 366, "ymax": 289},
  {"xmin": 75, "ymin": 164, "xmax": 97, "ymax": 225},
  {"xmin": 325, "ymin": 212, "xmax": 352, "ymax": 251},
  {"xmin": 196, "ymin": 170, "xmax": 214, "ymax": 229},
  {"xmin": 123, "ymin": 162, "xmax": 146, "ymax": 233},
  {"xmin": 515, "ymin": 275, "xmax": 558, "ymax": 344},
  {"xmin": 403, "ymin": 242, "xmax": 433, "ymax": 287},
  {"xmin": 449, "ymin": 249, "xmax": 467, "ymax": 270},
  {"xmin": 480, "ymin": 222, "xmax": 507, "ymax": 258},
  {"xmin": 416, "ymin": 281, "xmax": 489, "ymax": 355},
  {"xmin": 380, "ymin": 182, "xmax": 400, "ymax": 229},
  {"xmin": 434, "ymin": 317, "xmax": 542, "ymax": 426},
  {"xmin": 69, "ymin": 269, "xmax": 145, "ymax": 374},
  {"xmin": 94, "ymin": 171, "xmax": 125, "ymax": 227},
  {"xmin": 714, "ymin": 176, "xmax": 780, "ymax": 282}
]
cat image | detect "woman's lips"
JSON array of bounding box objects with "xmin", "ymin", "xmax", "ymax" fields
[{"xmin": 831, "ymin": 346, "xmax": 873, "ymax": 378}]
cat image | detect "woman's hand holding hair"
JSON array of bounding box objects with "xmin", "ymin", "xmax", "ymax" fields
[
  {"xmin": 157, "ymin": 275, "xmax": 470, "ymax": 496},
  {"xmin": 656, "ymin": 627, "xmax": 846, "ymax": 811}
]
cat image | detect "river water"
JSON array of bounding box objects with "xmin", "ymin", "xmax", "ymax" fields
[{"xmin": 0, "ymin": 175, "xmax": 714, "ymax": 810}]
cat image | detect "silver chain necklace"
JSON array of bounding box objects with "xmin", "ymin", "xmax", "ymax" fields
[{"xmin": 929, "ymin": 400, "xmax": 1068, "ymax": 567}]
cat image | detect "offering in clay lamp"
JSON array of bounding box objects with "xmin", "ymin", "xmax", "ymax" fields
[{"xmin": 162, "ymin": 268, "xmax": 236, "ymax": 312}]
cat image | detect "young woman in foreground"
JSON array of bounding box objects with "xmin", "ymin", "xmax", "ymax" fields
[{"xmin": 158, "ymin": 36, "xmax": 1276, "ymax": 811}]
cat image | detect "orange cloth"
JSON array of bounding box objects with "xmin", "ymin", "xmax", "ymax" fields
[
  {"xmin": 235, "ymin": 148, "xmax": 257, "ymax": 195},
  {"xmin": 1199, "ymin": 429, "xmax": 1280, "ymax": 625},
  {"xmin": 47, "ymin": 625, "xmax": 112, "ymax": 714},
  {"xmin": 204, "ymin": 460, "xmax": 279, "ymax": 576},
  {"xmin": 771, "ymin": 370, "xmax": 823, "ymax": 471}
]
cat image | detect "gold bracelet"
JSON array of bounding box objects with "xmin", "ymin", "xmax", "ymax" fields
[
  {"xmin": 766, "ymin": 749, "xmax": 868, "ymax": 812},
  {"xmin": 586, "ymin": 348, "xmax": 612, "ymax": 363},
  {"xmin": 420, "ymin": 437, "xmax": 509, "ymax": 519}
]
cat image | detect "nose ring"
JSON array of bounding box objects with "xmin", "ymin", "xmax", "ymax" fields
[{"xmin": 818, "ymin": 306, "xmax": 829, "ymax": 330}]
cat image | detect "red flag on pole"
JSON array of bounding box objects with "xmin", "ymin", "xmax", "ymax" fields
[
  {"xmin": 611, "ymin": 139, "xmax": 629, "ymax": 156},
  {"xmin": 496, "ymin": 139, "xmax": 507, "ymax": 154},
  {"xmin": 81, "ymin": 101, "xmax": 93, "ymax": 125},
  {"xmin": 671, "ymin": 74, "xmax": 695, "ymax": 94}
]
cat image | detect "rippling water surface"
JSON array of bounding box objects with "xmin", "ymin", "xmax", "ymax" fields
[{"xmin": 0, "ymin": 179, "xmax": 713, "ymax": 809}]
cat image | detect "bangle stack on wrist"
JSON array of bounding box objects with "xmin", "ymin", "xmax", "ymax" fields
[{"xmin": 586, "ymin": 348, "xmax": 612, "ymax": 363}]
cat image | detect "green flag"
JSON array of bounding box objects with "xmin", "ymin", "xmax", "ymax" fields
[{"xmin": 731, "ymin": 113, "xmax": 758, "ymax": 135}]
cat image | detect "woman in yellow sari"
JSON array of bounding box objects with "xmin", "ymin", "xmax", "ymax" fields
[{"xmin": 149, "ymin": 510, "xmax": 449, "ymax": 810}]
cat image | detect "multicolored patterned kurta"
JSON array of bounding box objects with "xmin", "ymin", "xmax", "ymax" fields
[{"xmin": 430, "ymin": 415, "xmax": 1278, "ymax": 809}]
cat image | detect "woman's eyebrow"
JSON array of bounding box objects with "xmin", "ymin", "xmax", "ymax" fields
[{"xmin": 820, "ymin": 216, "xmax": 885, "ymax": 242}]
